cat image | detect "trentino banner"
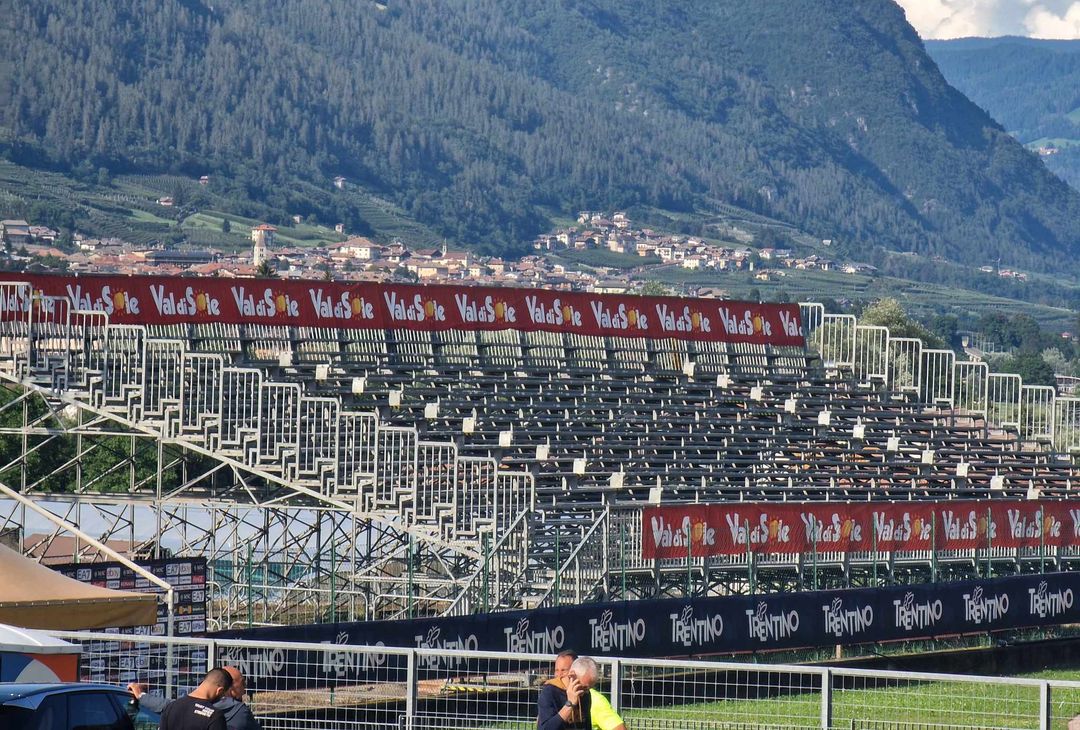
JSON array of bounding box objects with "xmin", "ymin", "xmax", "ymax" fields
[
  {"xmin": 4, "ymin": 274, "xmax": 805, "ymax": 346},
  {"xmin": 215, "ymin": 572, "xmax": 1080, "ymax": 691},
  {"xmin": 643, "ymin": 500, "xmax": 1080, "ymax": 559}
]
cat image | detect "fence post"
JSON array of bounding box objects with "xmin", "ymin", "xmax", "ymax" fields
[
  {"xmin": 820, "ymin": 668, "xmax": 832, "ymax": 730},
  {"xmin": 481, "ymin": 532, "xmax": 490, "ymax": 614},
  {"xmin": 405, "ymin": 649, "xmax": 418, "ymax": 729},
  {"xmin": 330, "ymin": 543, "xmax": 337, "ymax": 623},
  {"xmin": 686, "ymin": 521, "xmax": 693, "ymax": 597},
  {"xmin": 620, "ymin": 520, "xmax": 627, "ymax": 600},
  {"xmin": 609, "ymin": 659, "xmax": 622, "ymax": 716},
  {"xmin": 1039, "ymin": 681, "xmax": 1051, "ymax": 730},
  {"xmin": 166, "ymin": 589, "xmax": 175, "ymax": 699},
  {"xmin": 931, "ymin": 511, "xmax": 937, "ymax": 584},
  {"xmin": 1039, "ymin": 506, "xmax": 1046, "ymax": 575},
  {"xmin": 205, "ymin": 639, "xmax": 217, "ymax": 673},
  {"xmin": 555, "ymin": 529, "xmax": 561, "ymax": 606}
]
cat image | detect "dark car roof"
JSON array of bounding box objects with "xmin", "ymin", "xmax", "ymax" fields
[{"xmin": 0, "ymin": 683, "xmax": 127, "ymax": 702}]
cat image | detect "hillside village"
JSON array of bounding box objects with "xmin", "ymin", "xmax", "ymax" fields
[{"xmin": 0, "ymin": 210, "xmax": 1025, "ymax": 293}]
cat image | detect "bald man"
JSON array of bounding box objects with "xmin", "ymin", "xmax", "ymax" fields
[{"xmin": 130, "ymin": 666, "xmax": 261, "ymax": 730}]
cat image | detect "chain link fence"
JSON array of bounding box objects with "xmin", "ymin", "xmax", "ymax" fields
[{"xmin": 47, "ymin": 632, "xmax": 1080, "ymax": 730}]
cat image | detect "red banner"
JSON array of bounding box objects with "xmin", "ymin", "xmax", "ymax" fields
[
  {"xmin": 1, "ymin": 274, "xmax": 805, "ymax": 346},
  {"xmin": 642, "ymin": 501, "xmax": 1080, "ymax": 559}
]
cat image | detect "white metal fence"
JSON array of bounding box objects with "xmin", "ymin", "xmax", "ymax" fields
[
  {"xmin": 47, "ymin": 631, "xmax": 1080, "ymax": 730},
  {"xmin": 799, "ymin": 302, "xmax": 1080, "ymax": 453}
]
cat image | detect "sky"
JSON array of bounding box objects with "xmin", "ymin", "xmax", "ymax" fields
[{"xmin": 895, "ymin": 0, "xmax": 1080, "ymax": 38}]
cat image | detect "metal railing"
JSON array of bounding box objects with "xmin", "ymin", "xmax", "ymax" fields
[
  {"xmin": 536, "ymin": 508, "xmax": 609, "ymax": 608},
  {"xmin": 800, "ymin": 301, "xmax": 1080, "ymax": 453},
  {"xmin": 47, "ymin": 631, "xmax": 1080, "ymax": 730}
]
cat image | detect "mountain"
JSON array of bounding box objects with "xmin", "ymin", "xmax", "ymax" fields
[
  {"xmin": 5, "ymin": 1, "xmax": 1080, "ymax": 271},
  {"xmin": 925, "ymin": 37, "xmax": 1080, "ymax": 190}
]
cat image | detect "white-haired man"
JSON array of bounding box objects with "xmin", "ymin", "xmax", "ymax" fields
[
  {"xmin": 552, "ymin": 650, "xmax": 625, "ymax": 730},
  {"xmin": 538, "ymin": 655, "xmax": 595, "ymax": 729}
]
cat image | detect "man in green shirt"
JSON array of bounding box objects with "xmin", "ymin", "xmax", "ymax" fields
[
  {"xmin": 587, "ymin": 687, "xmax": 626, "ymax": 730},
  {"xmin": 552, "ymin": 650, "xmax": 626, "ymax": 730}
]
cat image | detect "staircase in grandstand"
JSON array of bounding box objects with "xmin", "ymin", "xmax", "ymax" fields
[
  {"xmin": 0, "ymin": 276, "xmax": 1079, "ymax": 621},
  {"xmin": 0, "ymin": 281, "xmax": 541, "ymax": 616}
]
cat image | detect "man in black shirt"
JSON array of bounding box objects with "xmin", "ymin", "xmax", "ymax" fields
[
  {"xmin": 159, "ymin": 667, "xmax": 233, "ymax": 730},
  {"xmin": 131, "ymin": 666, "xmax": 261, "ymax": 730}
]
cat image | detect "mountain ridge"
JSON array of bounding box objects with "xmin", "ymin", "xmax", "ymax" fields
[
  {"xmin": 3, "ymin": 0, "xmax": 1080, "ymax": 272},
  {"xmin": 925, "ymin": 36, "xmax": 1080, "ymax": 191}
]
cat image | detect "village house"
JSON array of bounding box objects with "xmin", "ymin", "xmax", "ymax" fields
[
  {"xmin": 1, "ymin": 219, "xmax": 31, "ymax": 247},
  {"xmin": 593, "ymin": 280, "xmax": 629, "ymax": 294},
  {"xmin": 438, "ymin": 250, "xmax": 470, "ymax": 270},
  {"xmin": 333, "ymin": 237, "xmax": 381, "ymax": 260},
  {"xmin": 29, "ymin": 226, "xmax": 59, "ymax": 244}
]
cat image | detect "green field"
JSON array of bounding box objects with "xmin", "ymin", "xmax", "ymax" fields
[
  {"xmin": 1027, "ymin": 137, "xmax": 1080, "ymax": 150},
  {"xmin": 651, "ymin": 264, "xmax": 1079, "ymax": 331},
  {"xmin": 482, "ymin": 669, "xmax": 1080, "ymax": 730},
  {"xmin": 611, "ymin": 674, "xmax": 1080, "ymax": 729},
  {"xmin": 0, "ymin": 160, "xmax": 441, "ymax": 252}
]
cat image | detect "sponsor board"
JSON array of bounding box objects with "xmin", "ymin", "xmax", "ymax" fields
[
  {"xmin": 11, "ymin": 274, "xmax": 804, "ymax": 346},
  {"xmin": 56, "ymin": 558, "xmax": 208, "ymax": 688},
  {"xmin": 215, "ymin": 572, "xmax": 1080, "ymax": 691},
  {"xmin": 643, "ymin": 500, "xmax": 1080, "ymax": 559}
]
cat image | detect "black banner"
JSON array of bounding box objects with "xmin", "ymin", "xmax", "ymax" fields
[
  {"xmin": 214, "ymin": 572, "xmax": 1080, "ymax": 691},
  {"xmin": 55, "ymin": 556, "xmax": 209, "ymax": 638},
  {"xmin": 54, "ymin": 557, "xmax": 209, "ymax": 687}
]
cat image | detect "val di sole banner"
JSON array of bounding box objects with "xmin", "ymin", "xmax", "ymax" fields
[
  {"xmin": 214, "ymin": 572, "xmax": 1080, "ymax": 692},
  {"xmin": 3, "ymin": 273, "xmax": 805, "ymax": 346},
  {"xmin": 643, "ymin": 500, "xmax": 1080, "ymax": 559}
]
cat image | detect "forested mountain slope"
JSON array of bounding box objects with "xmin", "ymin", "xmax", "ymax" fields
[
  {"xmin": 4, "ymin": 0, "xmax": 1080, "ymax": 269},
  {"xmin": 926, "ymin": 37, "xmax": 1080, "ymax": 190}
]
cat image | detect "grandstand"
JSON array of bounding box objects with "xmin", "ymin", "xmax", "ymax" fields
[{"xmin": 0, "ymin": 274, "xmax": 1077, "ymax": 629}]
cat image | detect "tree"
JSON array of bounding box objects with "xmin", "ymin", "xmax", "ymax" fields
[
  {"xmin": 859, "ymin": 299, "xmax": 945, "ymax": 349},
  {"xmin": 636, "ymin": 281, "xmax": 673, "ymax": 297},
  {"xmin": 255, "ymin": 260, "xmax": 277, "ymax": 278},
  {"xmin": 221, "ymin": 218, "xmax": 231, "ymax": 234},
  {"xmin": 998, "ymin": 352, "xmax": 1055, "ymax": 386}
]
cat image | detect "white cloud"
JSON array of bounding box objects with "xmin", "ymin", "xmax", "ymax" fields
[
  {"xmin": 1026, "ymin": 3, "xmax": 1080, "ymax": 36},
  {"xmin": 894, "ymin": 0, "xmax": 1080, "ymax": 39}
]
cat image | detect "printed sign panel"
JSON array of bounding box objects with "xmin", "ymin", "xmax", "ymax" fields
[
  {"xmin": 215, "ymin": 572, "xmax": 1080, "ymax": 691},
  {"xmin": 642, "ymin": 500, "xmax": 1080, "ymax": 559},
  {"xmin": 55, "ymin": 557, "xmax": 208, "ymax": 685},
  {"xmin": 10, "ymin": 274, "xmax": 805, "ymax": 346}
]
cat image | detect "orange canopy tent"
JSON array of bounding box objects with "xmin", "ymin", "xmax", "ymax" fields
[{"xmin": 0, "ymin": 543, "xmax": 158, "ymax": 630}]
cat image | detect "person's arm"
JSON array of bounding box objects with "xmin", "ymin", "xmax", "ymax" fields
[
  {"xmin": 130, "ymin": 691, "xmax": 170, "ymax": 714},
  {"xmin": 537, "ymin": 686, "xmax": 566, "ymax": 730},
  {"xmin": 539, "ymin": 681, "xmax": 585, "ymax": 730},
  {"xmin": 230, "ymin": 702, "xmax": 262, "ymax": 730}
]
